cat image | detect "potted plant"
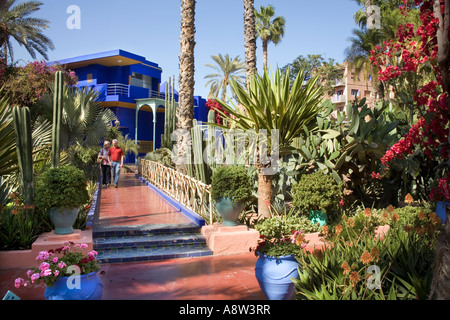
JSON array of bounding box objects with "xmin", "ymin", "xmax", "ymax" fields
[
  {"xmin": 291, "ymin": 171, "xmax": 342, "ymax": 226},
  {"xmin": 14, "ymin": 241, "xmax": 103, "ymax": 300},
  {"xmin": 211, "ymin": 166, "xmax": 253, "ymax": 226},
  {"xmin": 35, "ymin": 165, "xmax": 89, "ymax": 234},
  {"xmin": 251, "ymin": 210, "xmax": 311, "ymax": 300},
  {"xmin": 429, "ymin": 175, "xmax": 450, "ymax": 224}
]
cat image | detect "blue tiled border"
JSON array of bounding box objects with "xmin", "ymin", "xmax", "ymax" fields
[
  {"xmin": 86, "ymin": 178, "xmax": 101, "ymax": 228},
  {"xmin": 136, "ymin": 174, "xmax": 206, "ymax": 227}
]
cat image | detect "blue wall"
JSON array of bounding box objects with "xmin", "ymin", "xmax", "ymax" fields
[{"xmin": 61, "ymin": 50, "xmax": 209, "ymax": 163}]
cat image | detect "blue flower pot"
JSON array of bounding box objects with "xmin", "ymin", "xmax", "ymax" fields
[
  {"xmin": 309, "ymin": 210, "xmax": 327, "ymax": 226},
  {"xmin": 216, "ymin": 198, "xmax": 244, "ymax": 226},
  {"xmin": 44, "ymin": 271, "xmax": 103, "ymax": 300},
  {"xmin": 48, "ymin": 208, "xmax": 79, "ymax": 235},
  {"xmin": 436, "ymin": 201, "xmax": 448, "ymax": 224},
  {"xmin": 255, "ymin": 253, "xmax": 300, "ymax": 300}
]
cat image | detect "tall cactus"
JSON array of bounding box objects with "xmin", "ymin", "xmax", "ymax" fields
[
  {"xmin": 12, "ymin": 106, "xmax": 34, "ymax": 206},
  {"xmin": 161, "ymin": 76, "xmax": 177, "ymax": 149},
  {"xmin": 51, "ymin": 71, "xmax": 64, "ymax": 168}
]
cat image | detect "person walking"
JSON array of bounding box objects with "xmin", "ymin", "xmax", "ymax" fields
[
  {"xmin": 108, "ymin": 139, "xmax": 124, "ymax": 188},
  {"xmin": 98, "ymin": 140, "xmax": 112, "ymax": 187}
]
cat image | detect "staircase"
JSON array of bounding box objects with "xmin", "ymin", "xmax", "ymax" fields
[{"xmin": 93, "ymin": 223, "xmax": 212, "ymax": 264}]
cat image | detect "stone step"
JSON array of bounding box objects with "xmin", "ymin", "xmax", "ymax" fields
[
  {"xmin": 93, "ymin": 222, "xmax": 212, "ymax": 264},
  {"xmin": 94, "ymin": 232, "xmax": 208, "ymax": 249},
  {"xmin": 95, "ymin": 244, "xmax": 213, "ymax": 264},
  {"xmin": 92, "ymin": 222, "xmax": 201, "ymax": 237}
]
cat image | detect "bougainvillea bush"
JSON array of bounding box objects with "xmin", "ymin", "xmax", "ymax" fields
[
  {"xmin": 0, "ymin": 60, "xmax": 77, "ymax": 111},
  {"xmin": 370, "ymin": 0, "xmax": 450, "ymax": 202}
]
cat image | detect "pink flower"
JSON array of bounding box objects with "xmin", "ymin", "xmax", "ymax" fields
[
  {"xmin": 52, "ymin": 257, "xmax": 58, "ymax": 263},
  {"xmin": 41, "ymin": 269, "xmax": 52, "ymax": 277},
  {"xmin": 88, "ymin": 250, "xmax": 98, "ymax": 259},
  {"xmin": 39, "ymin": 262, "xmax": 50, "ymax": 271},
  {"xmin": 27, "ymin": 269, "xmax": 34, "ymax": 277},
  {"xmin": 58, "ymin": 262, "xmax": 67, "ymax": 269},
  {"xmin": 14, "ymin": 278, "xmax": 24, "ymax": 288},
  {"xmin": 31, "ymin": 273, "xmax": 40, "ymax": 283},
  {"xmin": 36, "ymin": 251, "xmax": 49, "ymax": 261},
  {"xmin": 54, "ymin": 270, "xmax": 59, "ymax": 277}
]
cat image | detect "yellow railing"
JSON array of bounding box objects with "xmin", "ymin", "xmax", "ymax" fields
[{"xmin": 139, "ymin": 159, "xmax": 214, "ymax": 224}]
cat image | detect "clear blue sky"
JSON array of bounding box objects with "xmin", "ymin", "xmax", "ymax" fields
[{"xmin": 12, "ymin": 0, "xmax": 361, "ymax": 99}]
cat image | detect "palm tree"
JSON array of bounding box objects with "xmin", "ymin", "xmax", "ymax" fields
[
  {"xmin": 0, "ymin": 0, "xmax": 54, "ymax": 64},
  {"xmin": 204, "ymin": 54, "xmax": 245, "ymax": 101},
  {"xmin": 40, "ymin": 87, "xmax": 116, "ymax": 149},
  {"xmin": 215, "ymin": 67, "xmax": 324, "ymax": 218},
  {"xmin": 254, "ymin": 5, "xmax": 285, "ymax": 70},
  {"xmin": 177, "ymin": 0, "xmax": 196, "ymax": 174},
  {"xmin": 243, "ymin": 0, "xmax": 257, "ymax": 88}
]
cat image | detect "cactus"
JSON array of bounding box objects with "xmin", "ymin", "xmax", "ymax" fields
[
  {"xmin": 12, "ymin": 106, "xmax": 34, "ymax": 206},
  {"xmin": 52, "ymin": 71, "xmax": 64, "ymax": 168},
  {"xmin": 161, "ymin": 76, "xmax": 177, "ymax": 149}
]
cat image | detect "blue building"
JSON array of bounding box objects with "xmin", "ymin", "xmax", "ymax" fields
[{"xmin": 49, "ymin": 49, "xmax": 208, "ymax": 163}]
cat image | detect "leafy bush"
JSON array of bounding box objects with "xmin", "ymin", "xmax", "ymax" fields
[
  {"xmin": 145, "ymin": 148, "xmax": 174, "ymax": 168},
  {"xmin": 211, "ymin": 166, "xmax": 253, "ymax": 205},
  {"xmin": 35, "ymin": 165, "xmax": 89, "ymax": 212},
  {"xmin": 252, "ymin": 209, "xmax": 321, "ymax": 258},
  {"xmin": 292, "ymin": 171, "xmax": 342, "ymax": 217}
]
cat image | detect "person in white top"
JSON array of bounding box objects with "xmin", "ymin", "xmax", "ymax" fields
[{"xmin": 98, "ymin": 140, "xmax": 112, "ymax": 187}]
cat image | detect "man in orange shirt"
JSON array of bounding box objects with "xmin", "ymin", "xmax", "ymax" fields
[{"xmin": 108, "ymin": 139, "xmax": 124, "ymax": 188}]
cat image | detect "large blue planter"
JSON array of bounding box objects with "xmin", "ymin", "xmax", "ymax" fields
[
  {"xmin": 216, "ymin": 198, "xmax": 244, "ymax": 226},
  {"xmin": 48, "ymin": 208, "xmax": 79, "ymax": 235},
  {"xmin": 436, "ymin": 201, "xmax": 449, "ymax": 224},
  {"xmin": 255, "ymin": 253, "xmax": 300, "ymax": 300},
  {"xmin": 44, "ymin": 271, "xmax": 103, "ymax": 300}
]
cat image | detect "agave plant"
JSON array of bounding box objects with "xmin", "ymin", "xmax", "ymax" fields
[{"xmin": 213, "ymin": 67, "xmax": 325, "ymax": 218}]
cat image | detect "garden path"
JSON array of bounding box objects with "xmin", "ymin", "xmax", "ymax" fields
[{"xmin": 0, "ymin": 173, "xmax": 265, "ymax": 300}]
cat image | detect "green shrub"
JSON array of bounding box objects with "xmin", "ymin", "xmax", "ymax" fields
[
  {"xmin": 145, "ymin": 148, "xmax": 174, "ymax": 168},
  {"xmin": 211, "ymin": 166, "xmax": 253, "ymax": 205},
  {"xmin": 252, "ymin": 209, "xmax": 321, "ymax": 258},
  {"xmin": 35, "ymin": 165, "xmax": 89, "ymax": 212},
  {"xmin": 292, "ymin": 171, "xmax": 342, "ymax": 217}
]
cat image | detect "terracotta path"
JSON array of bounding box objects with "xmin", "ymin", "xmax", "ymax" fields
[{"xmin": 0, "ymin": 173, "xmax": 265, "ymax": 300}]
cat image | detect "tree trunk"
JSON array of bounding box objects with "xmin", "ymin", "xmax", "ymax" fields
[
  {"xmin": 262, "ymin": 39, "xmax": 268, "ymax": 70},
  {"xmin": 258, "ymin": 167, "xmax": 273, "ymax": 218},
  {"xmin": 430, "ymin": 0, "xmax": 450, "ymax": 300},
  {"xmin": 244, "ymin": 0, "xmax": 257, "ymax": 88},
  {"xmin": 177, "ymin": 0, "xmax": 196, "ymax": 175}
]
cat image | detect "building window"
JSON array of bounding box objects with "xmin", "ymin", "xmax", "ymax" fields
[
  {"xmin": 365, "ymin": 90, "xmax": 371, "ymax": 98},
  {"xmin": 351, "ymin": 89, "xmax": 359, "ymax": 96},
  {"xmin": 87, "ymin": 73, "xmax": 93, "ymax": 83}
]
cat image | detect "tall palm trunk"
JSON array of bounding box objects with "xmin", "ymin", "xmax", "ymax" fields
[
  {"xmin": 177, "ymin": 0, "xmax": 196, "ymax": 174},
  {"xmin": 430, "ymin": 0, "xmax": 450, "ymax": 300},
  {"xmin": 262, "ymin": 39, "xmax": 268, "ymax": 70},
  {"xmin": 244, "ymin": 0, "xmax": 257, "ymax": 87}
]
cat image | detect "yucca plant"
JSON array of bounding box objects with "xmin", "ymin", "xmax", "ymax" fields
[{"xmin": 213, "ymin": 67, "xmax": 325, "ymax": 217}]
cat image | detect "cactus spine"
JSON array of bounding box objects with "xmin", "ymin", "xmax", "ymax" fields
[
  {"xmin": 12, "ymin": 106, "xmax": 34, "ymax": 206},
  {"xmin": 51, "ymin": 71, "xmax": 63, "ymax": 168}
]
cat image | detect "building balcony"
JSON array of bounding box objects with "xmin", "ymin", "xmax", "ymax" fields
[
  {"xmin": 331, "ymin": 95, "xmax": 346, "ymax": 104},
  {"xmin": 76, "ymin": 83, "xmax": 167, "ymax": 104}
]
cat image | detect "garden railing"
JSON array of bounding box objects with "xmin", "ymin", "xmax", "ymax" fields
[{"xmin": 139, "ymin": 159, "xmax": 214, "ymax": 225}]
